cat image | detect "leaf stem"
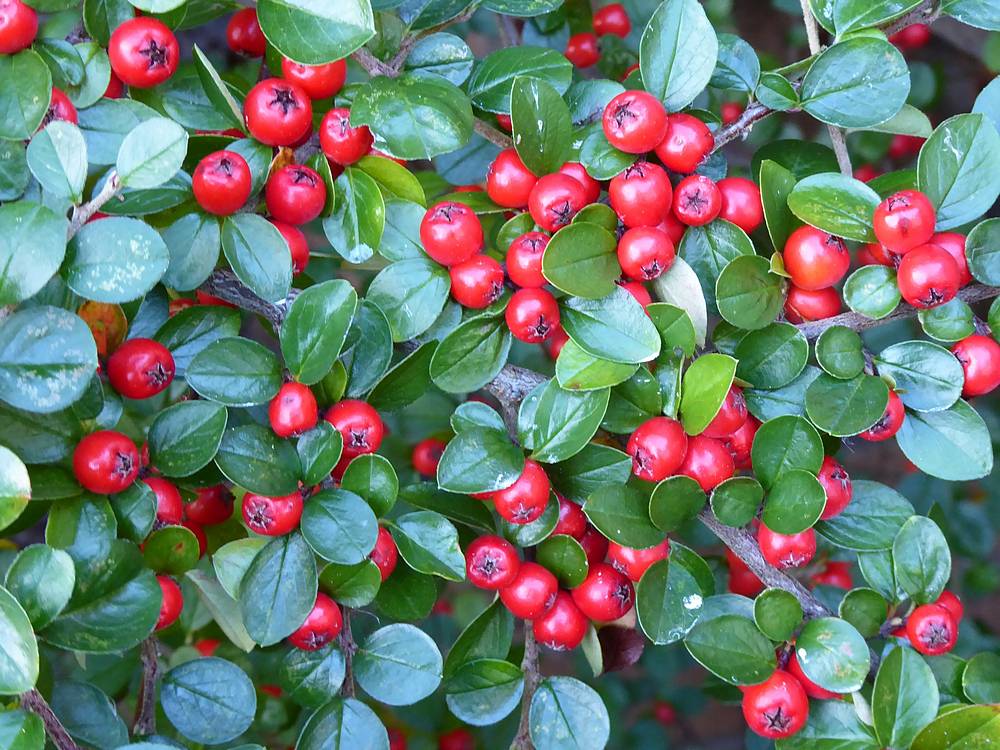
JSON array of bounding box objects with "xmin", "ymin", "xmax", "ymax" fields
[
  {"xmin": 20, "ymin": 690, "xmax": 79, "ymax": 750},
  {"xmin": 133, "ymin": 637, "xmax": 160, "ymax": 736},
  {"xmin": 339, "ymin": 608, "xmax": 356, "ymax": 698},
  {"xmin": 67, "ymin": 171, "xmax": 120, "ymax": 240}
]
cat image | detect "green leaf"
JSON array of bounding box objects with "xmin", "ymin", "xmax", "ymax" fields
[
  {"xmin": 795, "ymin": 617, "xmax": 870, "ymax": 693},
  {"xmin": 148, "ymin": 400, "xmax": 227, "ymax": 478},
  {"xmin": 191, "ymin": 45, "xmax": 243, "ymax": 132},
  {"xmin": 142, "ymin": 525, "xmax": 200, "ymax": 575},
  {"xmin": 760, "ymin": 159, "xmax": 801, "ymax": 252},
  {"xmin": 716, "ymin": 255, "xmax": 785, "ymax": 331},
  {"xmin": 430, "ymin": 314, "xmax": 512, "ymax": 394},
  {"xmin": 684, "ymin": 614, "xmax": 776, "ymax": 686},
  {"xmin": 800, "ymin": 37, "xmax": 910, "ymax": 128},
  {"xmin": 511, "ymin": 76, "xmax": 572, "ymax": 176},
  {"xmin": 875, "ymin": 340, "xmax": 964, "ymax": 412},
  {"xmin": 873, "ymin": 645, "xmax": 939, "ymax": 749},
  {"xmin": 50, "ymin": 681, "xmax": 127, "ymax": 750},
  {"xmin": 556, "ymin": 341, "xmax": 638, "ymax": 391},
  {"xmin": 356, "ymin": 155, "xmax": 425, "ymax": 206},
  {"xmin": 403, "ymin": 32, "xmax": 474, "ymax": 85},
  {"xmin": 712, "ymin": 33, "xmax": 760, "ymax": 91},
  {"xmin": 584, "ymin": 485, "xmax": 663, "ymax": 548},
  {"xmin": 805, "ymin": 373, "xmax": 889, "ymax": 437},
  {"xmin": 962, "ymin": 652, "xmax": 1000, "ymax": 704},
  {"xmin": 0, "ymin": 141, "xmax": 29, "ymax": 202},
  {"xmin": 213, "ymin": 538, "xmax": 268, "ymax": 599},
  {"xmin": 816, "ymin": 325, "xmax": 865, "ymax": 380},
  {"xmin": 391, "ymin": 511, "xmax": 465, "ymax": 581},
  {"xmin": 0, "ymin": 585, "xmax": 38, "ymax": 694},
  {"xmin": 529, "ymin": 677, "xmax": 610, "ymax": 750},
  {"xmin": 66, "ymin": 217, "xmax": 169, "ymax": 304},
  {"xmin": 161, "ymin": 657, "xmax": 257, "ymax": 745},
  {"xmin": 161, "ymin": 212, "xmax": 221, "ymax": 292},
  {"xmin": 893, "ymin": 515, "xmax": 951, "ymax": 604},
  {"xmin": 843, "ymin": 264, "xmax": 901, "ymax": 319},
  {"xmin": 965, "ymin": 217, "xmax": 1000, "ymax": 285},
  {"xmin": 466, "ymin": 46, "xmax": 572, "ymax": 113},
  {"xmin": 367, "ymin": 258, "xmax": 450, "ymax": 342},
  {"xmin": 736, "ymin": 323, "xmax": 809, "ymax": 389},
  {"xmin": 679, "ymin": 353, "xmax": 737, "ymax": 435},
  {"xmin": 0, "ymin": 447, "xmax": 30, "ymax": 534},
  {"xmin": 301, "ymin": 489, "xmax": 378, "ymax": 566},
  {"xmin": 0, "ymin": 306, "xmax": 97, "ymax": 414},
  {"xmin": 343, "ymin": 300, "xmax": 394, "ymax": 396},
  {"xmin": 340, "ymin": 453, "xmax": 396, "ymax": 517},
  {"xmin": 26, "ymin": 121, "xmax": 87, "ymax": 202},
  {"xmin": 542, "ymin": 223, "xmax": 620, "ymax": 299},
  {"xmin": 116, "ymin": 117, "xmax": 187, "ymax": 189},
  {"xmin": 579, "ymin": 127, "xmax": 636, "ymax": 180},
  {"xmin": 913, "ymin": 705, "xmax": 1000, "ymax": 750},
  {"xmin": 297, "ymin": 698, "xmax": 388, "ymax": 750},
  {"xmin": 221, "ymin": 214, "xmax": 292, "ymax": 304},
  {"xmin": 649, "ymin": 475, "xmax": 706, "ymax": 531},
  {"xmin": 918, "ymin": 114, "xmax": 1000, "ymax": 230},
  {"xmin": 751, "ymin": 415, "xmax": 824, "ymax": 489},
  {"xmin": 155, "ymin": 304, "xmax": 241, "ymax": 375},
  {"xmin": 651, "ymin": 256, "xmax": 708, "ymax": 346},
  {"xmin": 549, "ymin": 443, "xmax": 631, "ymax": 503},
  {"xmin": 351, "ymin": 75, "xmax": 472, "ymax": 160},
  {"xmin": 0, "ymin": 51, "xmax": 52, "ymax": 140},
  {"xmin": 753, "ymin": 588, "xmax": 803, "ymax": 642},
  {"xmin": 436, "ymin": 427, "xmax": 524, "ymax": 494},
  {"xmin": 281, "ymin": 280, "xmax": 357, "ymax": 386},
  {"xmin": 279, "ymin": 644, "xmax": 346, "ymax": 708},
  {"xmin": 710, "ymin": 477, "xmax": 763, "ymax": 528},
  {"xmin": 636, "ymin": 554, "xmax": 707, "ymax": 645},
  {"xmin": 355, "ymin": 623, "xmax": 443, "ymax": 706},
  {"xmin": 561, "ymin": 287, "xmax": 661, "ymax": 364},
  {"xmin": 256, "ymin": 0, "xmax": 374, "ymax": 65},
  {"xmin": 678, "ymin": 220, "xmax": 755, "ymax": 313},
  {"xmin": 776, "ymin": 700, "xmax": 879, "ymax": 750},
  {"xmin": 762, "ymin": 469, "xmax": 825, "ymax": 534},
  {"xmin": 896, "ymin": 399, "xmax": 993, "ymax": 481},
  {"xmin": 0, "ymin": 709, "xmax": 43, "ymax": 750},
  {"xmin": 446, "ymin": 658, "xmax": 523, "ymax": 727},
  {"xmin": 757, "ymin": 71, "xmax": 799, "ymax": 112},
  {"xmin": 185, "ymin": 568, "xmax": 257, "ymax": 653},
  {"xmin": 839, "ymin": 588, "xmax": 888, "ymax": 638},
  {"xmin": 536, "ymin": 535, "xmax": 588, "ymax": 588},
  {"xmin": 367, "ymin": 340, "xmax": 437, "ymax": 412},
  {"xmin": 322, "ymin": 168, "xmax": 385, "ymax": 265},
  {"xmin": 187, "ymin": 337, "xmax": 282, "ymax": 407},
  {"xmin": 518, "ymin": 379, "xmax": 609, "ymax": 464},
  {"xmin": 787, "ymin": 172, "xmax": 880, "ymax": 242},
  {"xmin": 215, "ymin": 425, "xmax": 301, "ymax": 496},
  {"xmin": 3, "ymin": 545, "xmax": 74, "ymax": 630},
  {"xmin": 239, "ymin": 533, "xmax": 317, "ymax": 647},
  {"xmin": 817, "ymin": 480, "xmax": 913, "ymax": 550},
  {"xmin": 639, "ymin": 0, "xmax": 719, "ymax": 111},
  {"xmin": 319, "ymin": 561, "xmax": 381, "ymax": 608}
]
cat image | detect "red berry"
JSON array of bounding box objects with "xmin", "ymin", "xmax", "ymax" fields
[
  {"xmin": 533, "ymin": 590, "xmax": 588, "ymax": 650},
  {"xmin": 603, "ymin": 91, "xmax": 669, "ymax": 154},
  {"xmin": 888, "ymin": 134, "xmax": 924, "ymax": 160},
  {"xmin": 906, "ymin": 603, "xmax": 958, "ymax": 655},
  {"xmin": 617, "ymin": 226, "xmax": 675, "ymax": 281},
  {"xmin": 505, "ymin": 288, "xmax": 560, "ymax": 343},
  {"xmin": 370, "ymin": 526, "xmax": 398, "ymax": 581},
  {"xmin": 952, "ymin": 334, "xmax": 1000, "ymax": 397},
  {"xmin": 654, "ymin": 114, "xmax": 713, "ymax": 174},
  {"xmin": 242, "ymin": 491, "xmax": 303, "ymax": 536},
  {"xmin": 496, "ymin": 113, "xmax": 512, "ymax": 131},
  {"xmin": 742, "ymin": 670, "xmax": 809, "ymax": 739},
  {"xmin": 721, "ymin": 102, "xmax": 744, "ymax": 125},
  {"xmin": 579, "ymin": 525, "xmax": 609, "ymax": 568},
  {"xmin": 506, "ymin": 232, "xmax": 549, "ymax": 288},
  {"xmin": 0, "ymin": 0, "xmax": 37, "ymax": 54},
  {"xmin": 183, "ymin": 519, "xmax": 207, "ymax": 557},
  {"xmin": 873, "ymin": 190, "xmax": 936, "ymax": 254},
  {"xmin": 608, "ymin": 162, "xmax": 672, "ymax": 228},
  {"xmin": 627, "ymin": 416, "xmax": 688, "ymax": 482},
  {"xmin": 271, "ymin": 220, "xmax": 310, "ymax": 274},
  {"xmin": 607, "ymin": 539, "xmax": 670, "ymax": 582},
  {"xmin": 288, "ymin": 593, "xmax": 342, "ymax": 650},
  {"xmin": 811, "ymin": 560, "xmax": 853, "ymax": 590},
  {"xmin": 320, "ymin": 108, "xmax": 374, "ymax": 165},
  {"xmin": 717, "ymin": 177, "xmax": 764, "ymax": 234},
  {"xmin": 438, "ymin": 728, "xmax": 475, "ymax": 750},
  {"xmin": 185, "ymin": 484, "xmax": 233, "ymax": 526},
  {"xmin": 653, "ymin": 701, "xmax": 677, "ymax": 726},
  {"xmin": 929, "ymin": 232, "xmax": 972, "ymax": 287},
  {"xmin": 280, "ymin": 58, "xmax": 347, "ymax": 100},
  {"xmin": 325, "ymin": 399, "xmax": 384, "ymax": 457},
  {"xmin": 45, "ymin": 88, "xmax": 77, "ymax": 127},
  {"xmin": 757, "ymin": 525, "xmax": 816, "ymax": 569},
  {"xmin": 701, "ymin": 386, "xmax": 748, "ymax": 439},
  {"xmin": 500, "ymin": 561, "xmax": 558, "ymax": 619},
  {"xmin": 720, "ymin": 416, "xmax": 758, "ymax": 470},
  {"xmin": 593, "ymin": 3, "xmax": 631, "ymax": 36},
  {"xmin": 269, "ymin": 382, "xmax": 318, "ymax": 438},
  {"xmin": 194, "ymin": 638, "xmax": 220, "ymax": 656},
  {"xmin": 784, "ymin": 285, "xmax": 842, "ymax": 323},
  {"xmin": 449, "ymin": 255, "xmax": 505, "ymax": 309},
  {"xmin": 782, "ymin": 226, "xmax": 851, "ymax": 291},
  {"xmin": 156, "ymin": 576, "xmax": 183, "ymax": 630},
  {"xmin": 658, "ymin": 212, "xmax": 687, "ymax": 245},
  {"xmin": 817, "ymin": 455, "xmax": 852, "ymax": 519},
  {"xmin": 786, "ymin": 648, "xmax": 839, "ymax": 700},
  {"xmin": 108, "ymin": 18, "xmax": 179, "ymax": 89},
  {"xmin": 193, "ymin": 150, "xmax": 252, "ymax": 216},
  {"xmin": 859, "ymin": 390, "xmax": 905, "ymax": 441},
  {"xmin": 486, "ymin": 148, "xmax": 537, "ymax": 208},
  {"xmin": 546, "ymin": 327, "xmax": 569, "ymax": 360},
  {"xmin": 557, "ymin": 162, "xmax": 601, "ymax": 204},
  {"xmin": 103, "ymin": 73, "xmax": 124, "ymax": 99},
  {"xmin": 107, "ymin": 338, "xmax": 175, "ymax": 399},
  {"xmin": 528, "ymin": 173, "xmax": 588, "ymax": 233},
  {"xmin": 412, "ymin": 437, "xmax": 446, "ymax": 477},
  {"xmin": 465, "ymin": 534, "xmax": 520, "ymax": 589},
  {"xmin": 890, "ymin": 23, "xmax": 931, "ymax": 51},
  {"xmin": 678, "ymin": 435, "xmax": 735, "ymax": 491},
  {"xmin": 571, "ymin": 562, "xmax": 634, "ymax": 622},
  {"xmin": 245, "ymin": 78, "xmax": 312, "ymax": 146},
  {"xmin": 492, "ymin": 459, "xmax": 551, "ymax": 524},
  {"xmin": 420, "ymin": 201, "xmax": 484, "ymax": 266},
  {"xmin": 897, "ymin": 243, "xmax": 960, "ymax": 309},
  {"xmin": 935, "ymin": 590, "xmax": 964, "ymax": 622},
  {"xmin": 621, "ymin": 280, "xmax": 652, "ymax": 307},
  {"xmin": 145, "ymin": 476, "xmax": 183, "ymax": 525},
  {"xmin": 73, "ymin": 430, "xmax": 139, "ymax": 494},
  {"xmin": 265, "ymin": 164, "xmax": 326, "ymax": 226},
  {"xmin": 565, "ymin": 32, "xmax": 600, "ymax": 68},
  {"xmin": 729, "ymin": 567, "xmax": 765, "ymax": 598},
  {"xmin": 225, "ymin": 8, "xmax": 265, "ymax": 57},
  {"xmin": 672, "ymin": 175, "xmax": 722, "ymax": 226},
  {"xmin": 552, "ymin": 496, "xmax": 587, "ymax": 539}
]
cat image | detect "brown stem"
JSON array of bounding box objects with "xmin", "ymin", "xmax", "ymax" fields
[
  {"xmin": 710, "ymin": 102, "xmax": 774, "ymax": 154},
  {"xmin": 510, "ymin": 625, "xmax": 540, "ymax": 750},
  {"xmin": 199, "ymin": 269, "xmax": 290, "ymax": 330},
  {"xmin": 883, "ymin": 0, "xmax": 941, "ymax": 36},
  {"xmin": 339, "ymin": 609, "xmax": 356, "ymax": 698},
  {"xmin": 474, "ymin": 119, "xmax": 515, "ymax": 149},
  {"xmin": 133, "ymin": 638, "xmax": 160, "ymax": 736},
  {"xmin": 20, "ymin": 690, "xmax": 79, "ymax": 750},
  {"xmin": 67, "ymin": 172, "xmax": 120, "ymax": 240}
]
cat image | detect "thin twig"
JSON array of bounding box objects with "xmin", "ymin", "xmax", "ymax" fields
[
  {"xmin": 883, "ymin": 0, "xmax": 941, "ymax": 37},
  {"xmin": 339, "ymin": 609, "xmax": 356, "ymax": 698},
  {"xmin": 20, "ymin": 690, "xmax": 79, "ymax": 750},
  {"xmin": 133, "ymin": 638, "xmax": 160, "ymax": 736},
  {"xmin": 510, "ymin": 626, "xmax": 540, "ymax": 750},
  {"xmin": 199, "ymin": 269, "xmax": 290, "ymax": 330},
  {"xmin": 67, "ymin": 172, "xmax": 120, "ymax": 240},
  {"xmin": 474, "ymin": 119, "xmax": 515, "ymax": 149},
  {"xmin": 710, "ymin": 102, "xmax": 774, "ymax": 154}
]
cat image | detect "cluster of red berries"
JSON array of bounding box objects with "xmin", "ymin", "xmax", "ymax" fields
[{"xmin": 563, "ymin": 3, "xmax": 631, "ymax": 68}]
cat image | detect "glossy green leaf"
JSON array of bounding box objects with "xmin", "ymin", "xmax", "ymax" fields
[
  {"xmin": 679, "ymin": 354, "xmax": 737, "ymax": 435},
  {"xmin": 367, "ymin": 258, "xmax": 450, "ymax": 342},
  {"xmin": 148, "ymin": 400, "xmax": 227, "ymax": 477},
  {"xmin": 843, "ymin": 264, "xmax": 900, "ymax": 319},
  {"xmin": 0, "ymin": 51, "xmax": 52, "ymax": 140},
  {"xmin": 817, "ymin": 480, "xmax": 914, "ymax": 550},
  {"xmin": 561, "ymin": 287, "xmax": 661, "ymax": 364},
  {"xmin": 518, "ymin": 379, "xmax": 609, "ymax": 464},
  {"xmin": 536, "ymin": 535, "xmax": 588, "ymax": 588},
  {"xmin": 215, "ymin": 425, "xmax": 301, "ymax": 496},
  {"xmin": 873, "ymin": 644, "xmax": 939, "ymax": 749},
  {"xmin": 684, "ymin": 614, "xmax": 776, "ymax": 685},
  {"xmin": 896, "ymin": 399, "xmax": 993, "ymax": 481},
  {"xmin": 187, "ymin": 337, "xmax": 282, "ymax": 407},
  {"xmin": 893, "ymin": 515, "xmax": 951, "ymax": 604},
  {"xmin": 256, "ymin": 0, "xmax": 374, "ymax": 65},
  {"xmin": 875, "ymin": 340, "xmax": 964, "ymax": 412},
  {"xmin": 805, "ymin": 373, "xmax": 889, "ymax": 437},
  {"xmin": 736, "ymin": 323, "xmax": 809, "ymax": 389},
  {"xmin": 466, "ymin": 46, "xmax": 572, "ymax": 113},
  {"xmin": 322, "ymin": 168, "xmax": 385, "ymax": 265},
  {"xmin": 445, "ymin": 658, "xmax": 523, "ymax": 727},
  {"xmin": 584, "ymin": 485, "xmax": 663, "ymax": 549},
  {"xmin": 816, "ymin": 325, "xmax": 865, "ymax": 379},
  {"xmin": 355, "ymin": 623, "xmax": 443, "ymax": 706},
  {"xmin": 430, "ymin": 314, "xmax": 512, "ymax": 394},
  {"xmin": 436, "ymin": 427, "xmax": 524, "ymax": 494},
  {"xmin": 542, "ymin": 223, "xmax": 620, "ymax": 299},
  {"xmin": 751, "ymin": 415, "xmax": 824, "ymax": 489},
  {"xmin": 795, "ymin": 617, "xmax": 870, "ymax": 693},
  {"xmin": 787, "ymin": 172, "xmax": 880, "ymax": 242},
  {"xmin": 754, "ymin": 588, "xmax": 802, "ymax": 642},
  {"xmin": 511, "ymin": 75, "xmax": 572, "ymax": 176},
  {"xmin": 301, "ymin": 489, "xmax": 379, "ymax": 566},
  {"xmin": 762, "ymin": 469, "xmax": 825, "ymax": 534},
  {"xmin": 391, "ymin": 511, "xmax": 465, "ymax": 581},
  {"xmin": 161, "ymin": 658, "xmax": 257, "ymax": 745},
  {"xmin": 639, "ymin": 0, "xmax": 718, "ymax": 111},
  {"xmin": 716, "ymin": 255, "xmax": 785, "ymax": 331},
  {"xmin": 239, "ymin": 533, "xmax": 317, "ymax": 647},
  {"xmin": 221, "ymin": 214, "xmax": 292, "ymax": 304},
  {"xmin": 529, "ymin": 677, "xmax": 610, "ymax": 750},
  {"xmin": 281, "ymin": 280, "xmax": 358, "ymax": 386},
  {"xmin": 279, "ymin": 644, "xmax": 346, "ymax": 708}
]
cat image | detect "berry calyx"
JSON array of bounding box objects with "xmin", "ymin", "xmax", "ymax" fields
[
  {"xmin": 896, "ymin": 243, "xmax": 961, "ymax": 309},
  {"xmin": 757, "ymin": 525, "xmax": 817, "ymax": 569},
  {"xmin": 859, "ymin": 390, "xmax": 905, "ymax": 441},
  {"xmin": 500, "ymin": 561, "xmax": 558, "ymax": 619},
  {"xmin": 449, "ymin": 255, "xmax": 505, "ymax": 309},
  {"xmin": 420, "ymin": 201, "xmax": 484, "ymax": 266},
  {"xmin": 72, "ymin": 430, "xmax": 139, "ymax": 494},
  {"xmin": 107, "ymin": 338, "xmax": 175, "ymax": 399},
  {"xmin": 571, "ymin": 562, "xmax": 634, "ymax": 622},
  {"xmin": 906, "ymin": 603, "xmax": 958, "ymax": 655},
  {"xmin": 288, "ymin": 593, "xmax": 343, "ymax": 650},
  {"xmin": 873, "ymin": 190, "xmax": 936, "ymax": 254},
  {"xmin": 627, "ymin": 416, "xmax": 688, "ymax": 482},
  {"xmin": 617, "ymin": 226, "xmax": 676, "ymax": 281},
  {"xmin": 602, "ymin": 91, "xmax": 669, "ymax": 154},
  {"xmin": 269, "ymin": 382, "xmax": 319, "ymax": 438},
  {"xmin": 108, "ymin": 18, "xmax": 179, "ymax": 89},
  {"xmin": 505, "ymin": 288, "xmax": 560, "ymax": 344},
  {"xmin": 241, "ymin": 492, "xmax": 303, "ymax": 536},
  {"xmin": 672, "ymin": 174, "xmax": 722, "ymax": 226},
  {"xmin": 533, "ymin": 591, "xmax": 588, "ymax": 651},
  {"xmin": 492, "ymin": 459, "xmax": 551, "ymax": 524},
  {"xmin": 782, "ymin": 226, "xmax": 850, "ymax": 290},
  {"xmin": 193, "ymin": 150, "xmax": 252, "ymax": 216},
  {"xmin": 465, "ymin": 534, "xmax": 521, "ymax": 589},
  {"xmin": 265, "ymin": 164, "xmax": 326, "ymax": 226},
  {"xmin": 741, "ymin": 670, "xmax": 809, "ymax": 739}
]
